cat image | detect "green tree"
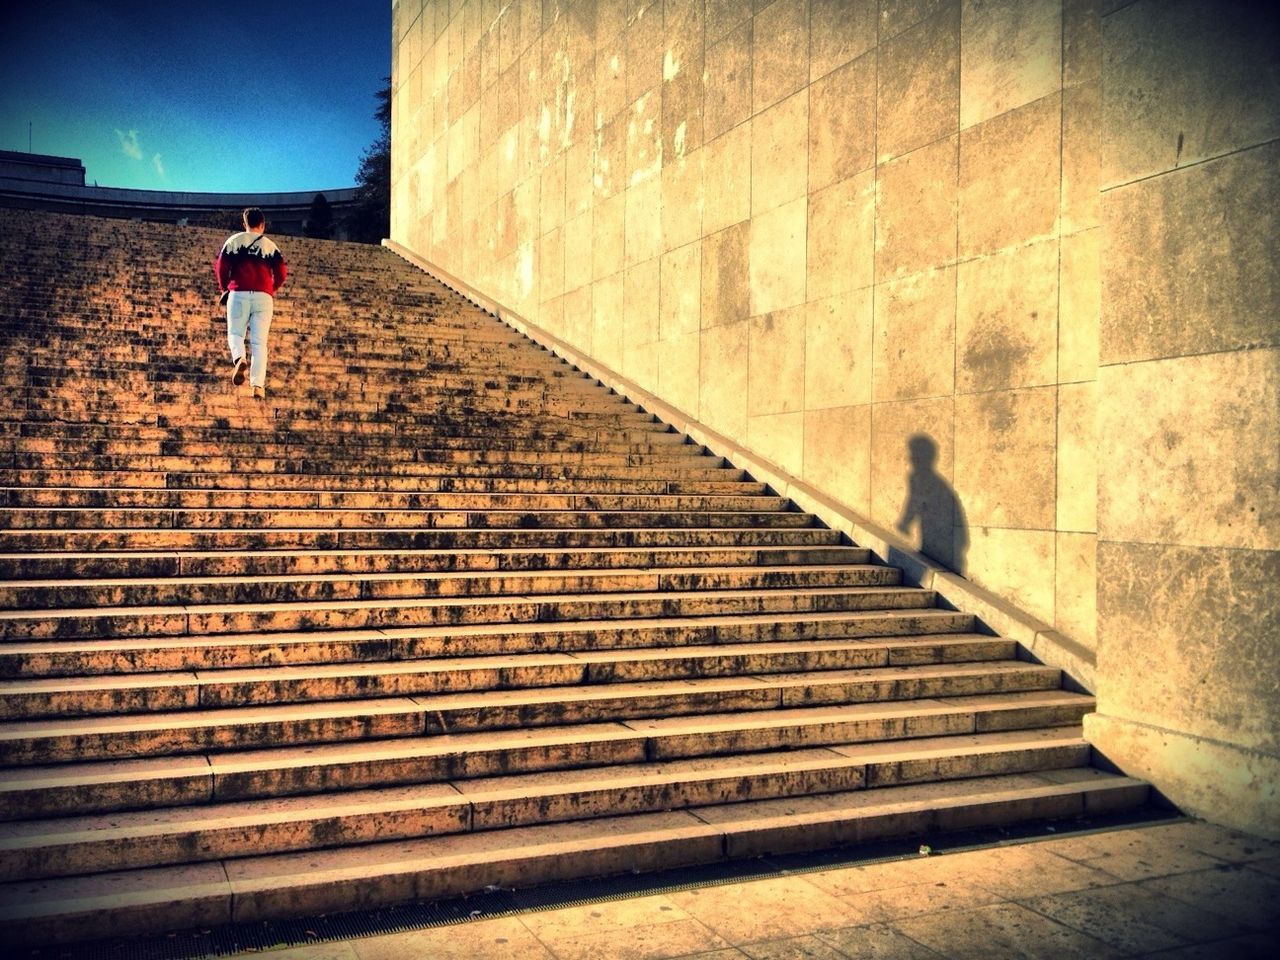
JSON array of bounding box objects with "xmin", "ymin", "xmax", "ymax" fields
[
  {"xmin": 345, "ymin": 79, "xmax": 391, "ymax": 244},
  {"xmin": 304, "ymin": 192, "xmax": 334, "ymax": 239}
]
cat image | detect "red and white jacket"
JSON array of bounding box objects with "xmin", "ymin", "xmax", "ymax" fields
[{"xmin": 215, "ymin": 231, "xmax": 288, "ymax": 296}]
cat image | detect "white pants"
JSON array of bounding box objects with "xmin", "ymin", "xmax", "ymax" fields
[{"xmin": 226, "ymin": 290, "xmax": 273, "ymax": 388}]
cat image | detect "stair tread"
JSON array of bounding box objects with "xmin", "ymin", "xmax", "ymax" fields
[
  {"xmin": 0, "ymin": 770, "xmax": 1146, "ymax": 930},
  {"xmin": 0, "ymin": 662, "xmax": 1060, "ymax": 735},
  {"xmin": 1, "ymin": 728, "xmax": 1091, "ymax": 841},
  {"xmin": 0, "ymin": 584, "xmax": 931, "ymax": 619},
  {"xmin": 0, "ymin": 635, "xmax": 1009, "ymax": 689},
  {"xmin": 2, "ymin": 611, "xmax": 975, "ymax": 655}
]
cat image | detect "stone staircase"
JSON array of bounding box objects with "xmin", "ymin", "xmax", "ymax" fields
[{"xmin": 0, "ymin": 210, "xmax": 1147, "ymax": 947}]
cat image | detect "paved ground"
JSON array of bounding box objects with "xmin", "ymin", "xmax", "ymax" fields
[{"xmin": 220, "ymin": 818, "xmax": 1279, "ymax": 960}]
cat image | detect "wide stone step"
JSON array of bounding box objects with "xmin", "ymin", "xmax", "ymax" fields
[
  {"xmin": 0, "ymin": 728, "xmax": 1094, "ymax": 881},
  {"xmin": 0, "ymin": 562, "xmax": 891, "ymax": 610},
  {"xmin": 0, "ymin": 584, "xmax": 934, "ymax": 639},
  {"xmin": 0, "ymin": 767, "xmax": 1148, "ymax": 946},
  {"xmin": 0, "ymin": 471, "xmax": 765, "ymax": 496},
  {"xmin": 3, "ymin": 439, "xmax": 712, "ymax": 466},
  {"xmin": 0, "ymin": 662, "xmax": 1062, "ymax": 764},
  {"xmin": 6, "ymin": 419, "xmax": 685, "ymax": 445},
  {"xmin": 0, "ymin": 506, "xmax": 809, "ymax": 531},
  {"xmin": 9, "ymin": 400, "xmax": 658, "ymax": 429},
  {"xmin": 7, "ymin": 433, "xmax": 696, "ymax": 460},
  {"xmin": 0, "ymin": 543, "xmax": 864, "ymax": 581},
  {"xmin": 0, "ymin": 525, "xmax": 842, "ymax": 554},
  {"xmin": 0, "ymin": 692, "xmax": 1092, "ymax": 819},
  {"xmin": 0, "ymin": 485, "xmax": 785, "ymax": 512},
  {"xmin": 6, "ymin": 431, "xmax": 701, "ymax": 457},
  {"xmin": 0, "ymin": 610, "xmax": 973, "ymax": 677},
  {"xmin": 0, "ymin": 454, "xmax": 736, "ymax": 480},
  {"xmin": 0, "ymin": 633, "xmax": 1010, "ymax": 717}
]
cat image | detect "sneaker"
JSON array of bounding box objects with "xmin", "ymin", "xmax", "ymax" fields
[
  {"xmin": 231, "ymin": 356, "xmax": 248, "ymax": 386},
  {"xmin": 253, "ymin": 385, "xmax": 266, "ymax": 399}
]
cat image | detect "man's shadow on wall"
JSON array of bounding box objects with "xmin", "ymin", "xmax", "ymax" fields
[{"xmin": 895, "ymin": 434, "xmax": 968, "ymax": 577}]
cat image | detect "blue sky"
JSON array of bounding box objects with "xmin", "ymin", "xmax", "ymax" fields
[{"xmin": 0, "ymin": 1, "xmax": 390, "ymax": 193}]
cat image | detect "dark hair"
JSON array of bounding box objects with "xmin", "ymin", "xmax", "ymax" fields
[{"xmin": 243, "ymin": 207, "xmax": 265, "ymax": 229}]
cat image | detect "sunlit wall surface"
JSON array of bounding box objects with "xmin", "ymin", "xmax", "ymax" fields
[{"xmin": 389, "ymin": 0, "xmax": 1279, "ymax": 836}]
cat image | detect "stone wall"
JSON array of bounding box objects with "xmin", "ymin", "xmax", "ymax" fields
[
  {"xmin": 1081, "ymin": 0, "xmax": 1280, "ymax": 837},
  {"xmin": 389, "ymin": 0, "xmax": 1279, "ymax": 835}
]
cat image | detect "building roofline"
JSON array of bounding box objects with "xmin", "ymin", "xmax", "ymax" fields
[{"xmin": 0, "ymin": 176, "xmax": 358, "ymax": 208}]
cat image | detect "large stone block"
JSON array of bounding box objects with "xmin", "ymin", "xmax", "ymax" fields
[
  {"xmin": 1096, "ymin": 540, "xmax": 1280, "ymax": 756},
  {"xmin": 624, "ymin": 3, "xmax": 665, "ymax": 104},
  {"xmin": 538, "ymin": 227, "xmax": 565, "ymax": 302},
  {"xmin": 965, "ymin": 525, "xmax": 1055, "ymax": 624},
  {"xmin": 751, "ymin": 91, "xmax": 809, "ymax": 216},
  {"xmin": 878, "ymin": 0, "xmax": 952, "ymax": 42},
  {"xmin": 624, "ymin": 176, "xmax": 662, "ymax": 267},
  {"xmin": 624, "ymin": 90, "xmax": 663, "ymax": 187},
  {"xmin": 700, "ymin": 321, "xmax": 750, "ymax": 438},
  {"xmin": 1097, "ymin": 348, "xmax": 1280, "ymax": 551},
  {"xmin": 806, "ymin": 289, "xmax": 873, "ymax": 411},
  {"xmin": 807, "ymin": 169, "xmax": 875, "ymax": 303},
  {"xmin": 662, "ymin": 66, "xmax": 705, "ymax": 162},
  {"xmin": 809, "ymin": 51, "xmax": 876, "ymax": 194},
  {"xmin": 804, "ymin": 404, "xmax": 873, "ymax": 516},
  {"xmin": 562, "ymin": 284, "xmax": 594, "ymax": 353},
  {"xmin": 872, "ymin": 266, "xmax": 956, "ymax": 403},
  {"xmin": 659, "ymin": 240, "xmax": 702, "ymax": 341},
  {"xmin": 540, "ymin": 155, "xmax": 567, "ymax": 235},
  {"xmin": 752, "ymin": 0, "xmax": 809, "ymax": 114},
  {"xmin": 1101, "ymin": 142, "xmax": 1280, "ymax": 364},
  {"xmin": 622, "ymin": 340, "xmax": 660, "ymax": 395},
  {"xmin": 1061, "ymin": 80, "xmax": 1101, "ymax": 235},
  {"xmin": 563, "ymin": 211, "xmax": 594, "ymax": 292},
  {"xmin": 565, "ymin": 139, "xmax": 594, "ymax": 219},
  {"xmin": 749, "ymin": 305, "xmax": 806, "ymax": 416},
  {"xmin": 594, "ymin": 34, "xmax": 630, "ymax": 125},
  {"xmin": 594, "ymin": 114, "xmax": 627, "ymax": 200},
  {"xmin": 1055, "ymin": 531, "xmax": 1096, "ymax": 651},
  {"xmin": 592, "ymin": 192, "xmax": 626, "ymax": 281},
  {"xmin": 705, "ymin": 0, "xmax": 751, "ymax": 45},
  {"xmin": 748, "ymin": 197, "xmax": 807, "ymax": 317},
  {"xmin": 596, "ymin": 0, "xmax": 629, "ymax": 47},
  {"xmin": 660, "ymin": 150, "xmax": 705, "ymax": 253},
  {"xmin": 748, "ymin": 411, "xmax": 804, "ymax": 475},
  {"xmin": 875, "ymin": 135, "xmax": 959, "ymax": 281},
  {"xmin": 809, "ymin": 0, "xmax": 877, "ymax": 82},
  {"xmin": 702, "ymin": 123, "xmax": 751, "ymax": 236},
  {"xmin": 956, "ymin": 239, "xmax": 1058, "ymax": 393},
  {"xmin": 1058, "ymin": 228, "xmax": 1100, "ymax": 383},
  {"xmin": 960, "ymin": 0, "xmax": 1061, "ymax": 130},
  {"xmin": 704, "ymin": 20, "xmax": 753, "ymax": 143},
  {"xmin": 877, "ymin": 1, "xmax": 960, "ymax": 162},
  {"xmin": 1085, "ymin": 712, "xmax": 1280, "ymax": 839},
  {"xmin": 1102, "ymin": 0, "xmax": 1280, "ymax": 188},
  {"xmin": 1056, "ymin": 380, "xmax": 1097, "ymax": 534},
  {"xmin": 701, "ymin": 221, "xmax": 751, "ymax": 329},
  {"xmin": 592, "ymin": 272, "xmax": 625, "ymax": 370},
  {"xmin": 658, "ymin": 331, "xmax": 701, "ymax": 415},
  {"xmin": 954, "ymin": 386, "xmax": 1057, "ymax": 530},
  {"xmin": 624, "ymin": 257, "xmax": 661, "ymax": 347},
  {"xmin": 959, "ymin": 92, "xmax": 1061, "ymax": 257},
  {"xmin": 869, "ymin": 396, "xmax": 956, "ymax": 560}
]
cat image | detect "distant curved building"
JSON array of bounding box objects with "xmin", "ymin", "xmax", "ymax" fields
[{"xmin": 0, "ymin": 149, "xmax": 358, "ymax": 239}]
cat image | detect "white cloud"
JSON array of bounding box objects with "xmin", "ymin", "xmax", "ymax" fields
[
  {"xmin": 152, "ymin": 154, "xmax": 165, "ymax": 177},
  {"xmin": 115, "ymin": 128, "xmax": 142, "ymax": 160}
]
